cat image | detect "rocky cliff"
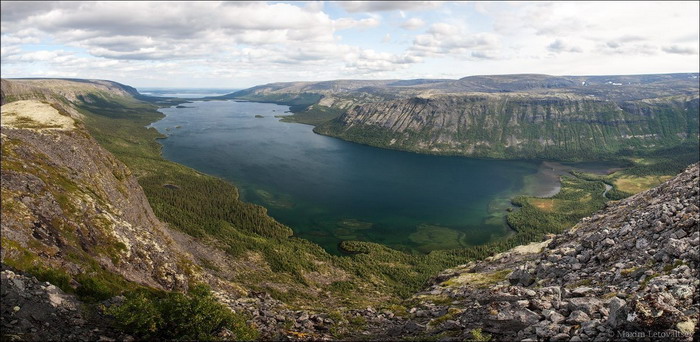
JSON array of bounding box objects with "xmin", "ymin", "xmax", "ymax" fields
[
  {"xmin": 1, "ymin": 96, "xmax": 189, "ymax": 292},
  {"xmin": 361, "ymin": 163, "xmax": 699, "ymax": 341},
  {"xmin": 316, "ymin": 93, "xmax": 699, "ymax": 159},
  {"xmin": 227, "ymin": 73, "xmax": 700, "ymax": 159}
]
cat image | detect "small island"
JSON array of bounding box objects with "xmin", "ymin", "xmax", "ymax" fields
[{"xmin": 255, "ymin": 115, "xmax": 264, "ymax": 118}]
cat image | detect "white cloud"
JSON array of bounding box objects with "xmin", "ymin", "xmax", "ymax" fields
[
  {"xmin": 336, "ymin": 1, "xmax": 441, "ymax": 13},
  {"xmin": 547, "ymin": 39, "xmax": 583, "ymax": 53},
  {"xmin": 409, "ymin": 23, "xmax": 500, "ymax": 59},
  {"xmin": 400, "ymin": 18, "xmax": 425, "ymax": 30},
  {"xmin": 662, "ymin": 45, "xmax": 698, "ymax": 55},
  {"xmin": 1, "ymin": 1, "xmax": 698, "ymax": 87}
]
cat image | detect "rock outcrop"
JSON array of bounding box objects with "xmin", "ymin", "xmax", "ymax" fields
[{"xmin": 1, "ymin": 94, "xmax": 189, "ymax": 292}]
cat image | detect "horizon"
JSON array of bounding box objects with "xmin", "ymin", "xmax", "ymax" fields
[
  {"xmin": 2, "ymin": 1, "xmax": 699, "ymax": 88},
  {"xmin": 4, "ymin": 71, "xmax": 699, "ymax": 91}
]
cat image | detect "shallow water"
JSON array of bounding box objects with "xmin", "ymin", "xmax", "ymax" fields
[{"xmin": 150, "ymin": 99, "xmax": 619, "ymax": 254}]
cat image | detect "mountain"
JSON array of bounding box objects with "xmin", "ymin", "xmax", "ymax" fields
[
  {"xmin": 1, "ymin": 78, "xmax": 698, "ymax": 341},
  {"xmin": 225, "ymin": 73, "xmax": 700, "ymax": 160}
]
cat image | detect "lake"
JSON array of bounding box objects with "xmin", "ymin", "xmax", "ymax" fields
[{"xmin": 149, "ymin": 99, "xmax": 617, "ymax": 254}]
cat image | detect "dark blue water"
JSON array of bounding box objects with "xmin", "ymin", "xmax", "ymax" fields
[{"xmin": 151, "ymin": 100, "xmax": 546, "ymax": 254}]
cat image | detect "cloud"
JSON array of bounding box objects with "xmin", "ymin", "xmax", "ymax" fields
[
  {"xmin": 335, "ymin": 17, "xmax": 381, "ymax": 30},
  {"xmin": 1, "ymin": 2, "xmax": 347, "ymax": 59},
  {"xmin": 662, "ymin": 45, "xmax": 698, "ymax": 55},
  {"xmin": 344, "ymin": 49, "xmax": 420, "ymax": 73},
  {"xmin": 336, "ymin": 1, "xmax": 440, "ymax": 13},
  {"xmin": 400, "ymin": 18, "xmax": 425, "ymax": 30},
  {"xmin": 547, "ymin": 39, "xmax": 583, "ymax": 53},
  {"xmin": 1, "ymin": 1, "xmax": 698, "ymax": 87},
  {"xmin": 409, "ymin": 23, "xmax": 500, "ymax": 58}
]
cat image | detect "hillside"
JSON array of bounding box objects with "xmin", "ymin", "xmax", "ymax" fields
[
  {"xmin": 1, "ymin": 78, "xmax": 697, "ymax": 341},
  {"xmin": 225, "ymin": 73, "xmax": 700, "ymax": 160},
  {"xmin": 360, "ymin": 162, "xmax": 699, "ymax": 341}
]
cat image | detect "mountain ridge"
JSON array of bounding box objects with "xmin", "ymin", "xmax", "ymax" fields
[{"xmin": 220, "ymin": 73, "xmax": 699, "ymax": 160}]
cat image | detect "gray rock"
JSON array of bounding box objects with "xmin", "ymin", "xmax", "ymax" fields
[
  {"xmin": 571, "ymin": 287, "xmax": 594, "ymax": 297},
  {"xmin": 551, "ymin": 333, "xmax": 571, "ymax": 341},
  {"xmin": 665, "ymin": 238, "xmax": 689, "ymax": 257},
  {"xmin": 549, "ymin": 312, "xmax": 566, "ymax": 324},
  {"xmin": 509, "ymin": 267, "xmax": 535, "ymax": 287},
  {"xmin": 636, "ymin": 238, "xmax": 649, "ymax": 249},
  {"xmin": 567, "ymin": 297, "xmax": 602, "ymax": 315},
  {"xmin": 567, "ymin": 310, "xmax": 591, "ymax": 324},
  {"xmin": 606, "ymin": 297, "xmax": 626, "ymax": 328}
]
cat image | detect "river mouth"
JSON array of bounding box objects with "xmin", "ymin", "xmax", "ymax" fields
[{"xmin": 148, "ymin": 98, "xmax": 622, "ymax": 255}]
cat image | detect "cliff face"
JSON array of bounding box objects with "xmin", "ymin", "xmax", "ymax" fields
[
  {"xmin": 364, "ymin": 163, "xmax": 699, "ymax": 341},
  {"xmin": 315, "ymin": 93, "xmax": 699, "ymax": 159},
  {"xmin": 226, "ymin": 73, "xmax": 700, "ymax": 159},
  {"xmin": 1, "ymin": 78, "xmax": 139, "ymax": 105},
  {"xmin": 1, "ymin": 97, "xmax": 189, "ymax": 291}
]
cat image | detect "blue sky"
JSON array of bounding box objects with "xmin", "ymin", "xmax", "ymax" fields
[{"xmin": 1, "ymin": 1, "xmax": 698, "ymax": 88}]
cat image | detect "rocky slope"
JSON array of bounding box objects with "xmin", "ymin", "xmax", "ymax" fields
[
  {"xmin": 227, "ymin": 73, "xmax": 700, "ymax": 159},
  {"xmin": 363, "ymin": 163, "xmax": 699, "ymax": 341},
  {"xmin": 1, "ymin": 267, "xmax": 131, "ymax": 341},
  {"xmin": 1, "ymin": 98, "xmax": 190, "ymax": 292}
]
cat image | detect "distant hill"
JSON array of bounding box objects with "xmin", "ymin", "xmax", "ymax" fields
[{"xmin": 222, "ymin": 73, "xmax": 700, "ymax": 160}]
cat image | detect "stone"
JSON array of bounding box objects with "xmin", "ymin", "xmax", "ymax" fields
[
  {"xmin": 549, "ymin": 312, "xmax": 565, "ymax": 324},
  {"xmin": 676, "ymin": 320, "xmax": 696, "ymax": 336},
  {"xmin": 567, "ymin": 297, "xmax": 602, "ymax": 315},
  {"xmin": 571, "ymin": 287, "xmax": 594, "ymax": 297},
  {"xmin": 509, "ymin": 267, "xmax": 535, "ymax": 287},
  {"xmin": 551, "ymin": 333, "xmax": 571, "ymax": 341},
  {"xmin": 606, "ymin": 297, "xmax": 626, "ymax": 328},
  {"xmin": 664, "ymin": 238, "xmax": 689, "ymax": 257},
  {"xmin": 635, "ymin": 238, "xmax": 649, "ymax": 249},
  {"xmin": 671, "ymin": 285, "xmax": 693, "ymax": 300},
  {"xmin": 567, "ymin": 310, "xmax": 591, "ymax": 324}
]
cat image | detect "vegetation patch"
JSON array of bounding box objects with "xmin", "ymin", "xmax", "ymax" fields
[
  {"xmin": 528, "ymin": 198, "xmax": 557, "ymax": 212},
  {"xmin": 409, "ymin": 225, "xmax": 467, "ymax": 253},
  {"xmin": 440, "ymin": 269, "xmax": 511, "ymax": 288},
  {"xmin": 613, "ymin": 175, "xmax": 673, "ymax": 194},
  {"xmin": 106, "ymin": 284, "xmax": 258, "ymax": 340}
]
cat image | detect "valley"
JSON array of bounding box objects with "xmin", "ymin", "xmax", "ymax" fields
[{"xmin": 1, "ymin": 76, "xmax": 698, "ymax": 341}]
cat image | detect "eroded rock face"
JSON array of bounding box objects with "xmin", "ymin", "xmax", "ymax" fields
[
  {"xmin": 316, "ymin": 94, "xmax": 698, "ymax": 158},
  {"xmin": 367, "ymin": 163, "xmax": 699, "ymax": 341},
  {"xmin": 1, "ymin": 105, "xmax": 188, "ymax": 291}
]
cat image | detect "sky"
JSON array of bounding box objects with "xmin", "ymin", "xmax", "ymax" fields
[{"xmin": 1, "ymin": 1, "xmax": 699, "ymax": 88}]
